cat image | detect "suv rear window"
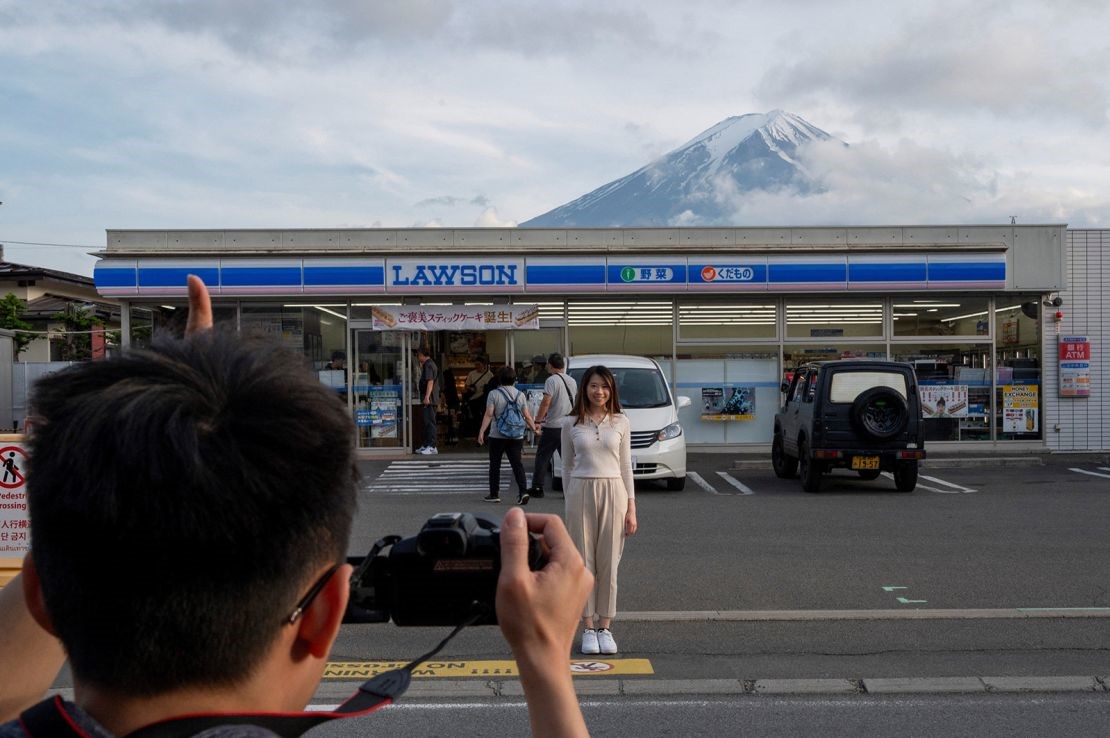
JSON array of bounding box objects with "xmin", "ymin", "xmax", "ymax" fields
[{"xmin": 829, "ymin": 371, "xmax": 908, "ymax": 403}]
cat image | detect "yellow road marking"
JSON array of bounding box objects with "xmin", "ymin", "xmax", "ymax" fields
[{"xmin": 324, "ymin": 659, "xmax": 654, "ymax": 678}]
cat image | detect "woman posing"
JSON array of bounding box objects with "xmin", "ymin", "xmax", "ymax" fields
[{"xmin": 560, "ymin": 365, "xmax": 637, "ymax": 655}]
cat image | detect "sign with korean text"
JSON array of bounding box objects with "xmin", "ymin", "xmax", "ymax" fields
[
  {"xmin": 1002, "ymin": 385, "xmax": 1039, "ymax": 433},
  {"xmin": 0, "ymin": 435, "xmax": 30, "ymax": 555},
  {"xmin": 1059, "ymin": 336, "xmax": 1091, "ymax": 397},
  {"xmin": 370, "ymin": 305, "xmax": 539, "ymax": 331}
]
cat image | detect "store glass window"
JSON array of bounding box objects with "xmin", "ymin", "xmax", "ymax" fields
[
  {"xmin": 893, "ymin": 296, "xmax": 991, "ymax": 337},
  {"xmin": 129, "ymin": 303, "xmax": 235, "ymax": 348},
  {"xmin": 241, "ymin": 303, "xmax": 349, "ymax": 398},
  {"xmin": 785, "ymin": 298, "xmax": 883, "ymax": 339},
  {"xmin": 889, "ymin": 342, "xmax": 992, "ymax": 442},
  {"xmin": 995, "ymin": 295, "xmax": 1042, "ymax": 441},
  {"xmin": 674, "ymin": 346, "xmax": 780, "ymax": 446},
  {"xmin": 677, "ymin": 300, "xmax": 777, "ymax": 340},
  {"xmin": 567, "ymin": 300, "xmax": 673, "ymax": 357},
  {"xmin": 783, "ymin": 344, "xmax": 887, "ymax": 368}
]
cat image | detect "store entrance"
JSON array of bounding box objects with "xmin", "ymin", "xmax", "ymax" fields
[{"xmin": 417, "ymin": 326, "xmax": 563, "ymax": 454}]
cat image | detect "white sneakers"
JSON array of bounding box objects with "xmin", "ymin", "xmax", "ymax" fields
[
  {"xmin": 416, "ymin": 446, "xmax": 438, "ymax": 455},
  {"xmin": 596, "ymin": 628, "xmax": 617, "ymax": 655},
  {"xmin": 579, "ymin": 629, "xmax": 600, "ymax": 655}
]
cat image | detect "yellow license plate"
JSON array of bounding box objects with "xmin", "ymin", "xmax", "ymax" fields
[{"xmin": 851, "ymin": 456, "xmax": 880, "ymax": 470}]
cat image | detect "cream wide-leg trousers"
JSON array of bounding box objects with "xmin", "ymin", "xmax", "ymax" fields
[{"xmin": 564, "ymin": 477, "xmax": 629, "ymax": 619}]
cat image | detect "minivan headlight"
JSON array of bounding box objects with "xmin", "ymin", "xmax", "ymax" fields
[{"xmin": 657, "ymin": 422, "xmax": 682, "ymax": 441}]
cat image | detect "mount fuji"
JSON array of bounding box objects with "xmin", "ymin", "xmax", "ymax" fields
[{"xmin": 521, "ymin": 110, "xmax": 841, "ymax": 227}]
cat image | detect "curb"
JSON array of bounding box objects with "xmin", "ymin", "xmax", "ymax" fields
[
  {"xmin": 45, "ymin": 676, "xmax": 1109, "ymax": 707},
  {"xmin": 311, "ymin": 675, "xmax": 1110, "ymax": 701},
  {"xmin": 731, "ymin": 456, "xmax": 1045, "ymax": 471}
]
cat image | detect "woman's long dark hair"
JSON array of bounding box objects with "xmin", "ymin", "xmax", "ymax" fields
[{"xmin": 571, "ymin": 365, "xmax": 622, "ymax": 425}]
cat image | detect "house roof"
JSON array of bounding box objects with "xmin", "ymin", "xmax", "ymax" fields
[{"xmin": 0, "ymin": 259, "xmax": 95, "ymax": 287}]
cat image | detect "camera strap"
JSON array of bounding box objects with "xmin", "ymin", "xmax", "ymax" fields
[{"xmin": 19, "ymin": 608, "xmax": 487, "ymax": 738}]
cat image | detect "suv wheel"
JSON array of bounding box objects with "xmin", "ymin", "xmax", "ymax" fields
[
  {"xmin": 798, "ymin": 439, "xmax": 823, "ymax": 493},
  {"xmin": 851, "ymin": 387, "xmax": 910, "ymax": 441},
  {"xmin": 893, "ymin": 460, "xmax": 918, "ymax": 492},
  {"xmin": 772, "ymin": 434, "xmax": 798, "ymax": 478},
  {"xmin": 666, "ymin": 476, "xmax": 686, "ymax": 491}
]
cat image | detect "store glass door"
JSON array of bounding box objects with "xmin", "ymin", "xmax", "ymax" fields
[{"xmin": 353, "ymin": 329, "xmax": 407, "ymax": 449}]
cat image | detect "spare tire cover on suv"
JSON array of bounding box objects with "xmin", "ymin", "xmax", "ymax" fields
[{"xmin": 850, "ymin": 386, "xmax": 909, "ymax": 440}]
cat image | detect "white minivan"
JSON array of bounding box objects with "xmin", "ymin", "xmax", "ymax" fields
[{"xmin": 552, "ymin": 354, "xmax": 690, "ymax": 491}]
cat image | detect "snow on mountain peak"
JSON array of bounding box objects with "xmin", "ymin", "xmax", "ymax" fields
[{"xmin": 520, "ymin": 111, "xmax": 840, "ymax": 228}]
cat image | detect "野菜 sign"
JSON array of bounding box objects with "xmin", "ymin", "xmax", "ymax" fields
[{"xmin": 1058, "ymin": 336, "xmax": 1091, "ymax": 397}]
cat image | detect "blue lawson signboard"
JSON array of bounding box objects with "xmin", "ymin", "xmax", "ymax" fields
[{"xmin": 94, "ymin": 253, "xmax": 1008, "ymax": 297}]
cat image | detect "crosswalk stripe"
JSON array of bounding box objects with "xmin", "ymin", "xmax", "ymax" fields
[
  {"xmin": 716, "ymin": 471, "xmax": 753, "ymax": 495},
  {"xmin": 367, "ymin": 460, "xmax": 519, "ymax": 494}
]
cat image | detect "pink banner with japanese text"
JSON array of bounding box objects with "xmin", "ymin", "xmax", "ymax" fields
[{"xmin": 370, "ymin": 305, "xmax": 539, "ymax": 331}]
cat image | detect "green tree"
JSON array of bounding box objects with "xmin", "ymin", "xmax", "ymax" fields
[
  {"xmin": 0, "ymin": 293, "xmax": 34, "ymax": 357},
  {"xmin": 51, "ymin": 303, "xmax": 105, "ymax": 361}
]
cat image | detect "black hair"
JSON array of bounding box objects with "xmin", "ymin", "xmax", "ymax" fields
[
  {"xmin": 547, "ymin": 353, "xmax": 565, "ymax": 370},
  {"xmin": 496, "ymin": 365, "xmax": 517, "ymax": 387},
  {"xmin": 571, "ymin": 365, "xmax": 622, "ymax": 423},
  {"xmin": 27, "ymin": 330, "xmax": 357, "ymax": 695}
]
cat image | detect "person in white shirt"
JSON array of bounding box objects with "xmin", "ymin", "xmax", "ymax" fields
[
  {"xmin": 528, "ymin": 353, "xmax": 577, "ymax": 499},
  {"xmin": 560, "ymin": 365, "xmax": 637, "ymax": 656}
]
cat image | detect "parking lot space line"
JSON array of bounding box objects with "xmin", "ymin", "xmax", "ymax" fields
[
  {"xmin": 879, "ymin": 472, "xmax": 954, "ymax": 494},
  {"xmin": 687, "ymin": 471, "xmax": 720, "ymax": 495},
  {"xmin": 716, "ymin": 471, "xmax": 753, "ymax": 495},
  {"xmin": 918, "ymin": 473, "xmax": 977, "ymax": 493},
  {"xmin": 1069, "ymin": 467, "xmax": 1110, "ymax": 480}
]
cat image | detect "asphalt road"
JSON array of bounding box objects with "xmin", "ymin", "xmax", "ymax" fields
[
  {"xmin": 307, "ymin": 694, "xmax": 1110, "ymax": 737},
  {"xmin": 338, "ymin": 452, "xmax": 1110, "ymax": 683},
  {"xmin": 41, "ymin": 452, "xmax": 1110, "ymax": 734}
]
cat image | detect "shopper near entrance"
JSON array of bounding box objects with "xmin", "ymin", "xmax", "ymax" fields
[
  {"xmin": 463, "ymin": 355, "xmax": 494, "ymax": 433},
  {"xmin": 561, "ymin": 364, "xmax": 637, "ymax": 656},
  {"xmin": 416, "ymin": 346, "xmax": 440, "ymax": 455},
  {"xmin": 478, "ymin": 365, "xmax": 540, "ymax": 505},
  {"xmin": 529, "ymin": 352, "xmax": 578, "ymax": 498},
  {"xmin": 0, "ymin": 277, "xmax": 593, "ymax": 738}
]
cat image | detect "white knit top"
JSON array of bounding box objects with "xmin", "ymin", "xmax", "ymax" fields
[{"xmin": 560, "ymin": 413, "xmax": 635, "ymax": 500}]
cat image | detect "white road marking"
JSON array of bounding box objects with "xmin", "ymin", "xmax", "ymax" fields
[
  {"xmin": 366, "ymin": 460, "xmax": 517, "ymax": 494},
  {"xmin": 687, "ymin": 471, "xmax": 719, "ymax": 495},
  {"xmin": 1069, "ymin": 467, "xmax": 1110, "ymax": 480},
  {"xmin": 1098, "ymin": 467, "xmax": 1110, "ymax": 473},
  {"xmin": 716, "ymin": 471, "xmax": 754, "ymax": 495},
  {"xmin": 879, "ymin": 472, "xmax": 954, "ymax": 494},
  {"xmin": 919, "ymin": 474, "xmax": 977, "ymax": 493}
]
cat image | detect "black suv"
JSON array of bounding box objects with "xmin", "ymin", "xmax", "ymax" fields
[{"xmin": 772, "ymin": 360, "xmax": 925, "ymax": 493}]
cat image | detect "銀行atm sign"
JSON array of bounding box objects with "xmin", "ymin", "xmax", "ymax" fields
[{"xmin": 1058, "ymin": 336, "xmax": 1091, "ymax": 397}]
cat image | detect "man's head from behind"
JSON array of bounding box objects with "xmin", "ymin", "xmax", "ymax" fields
[{"xmin": 26, "ymin": 331, "xmax": 357, "ymax": 696}]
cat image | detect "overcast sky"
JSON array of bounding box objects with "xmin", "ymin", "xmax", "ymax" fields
[{"xmin": 2, "ymin": 0, "xmax": 1109, "ymax": 276}]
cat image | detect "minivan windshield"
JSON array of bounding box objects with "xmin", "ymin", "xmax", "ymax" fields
[{"xmin": 569, "ymin": 366, "xmax": 671, "ymax": 409}]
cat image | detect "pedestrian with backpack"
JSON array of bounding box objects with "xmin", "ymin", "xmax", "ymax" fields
[{"xmin": 478, "ymin": 365, "xmax": 539, "ymax": 505}]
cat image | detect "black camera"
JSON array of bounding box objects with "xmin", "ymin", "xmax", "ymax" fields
[{"xmin": 345, "ymin": 512, "xmax": 546, "ymax": 626}]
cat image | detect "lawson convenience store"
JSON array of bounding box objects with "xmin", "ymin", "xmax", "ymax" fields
[{"xmin": 93, "ymin": 225, "xmax": 1069, "ymax": 454}]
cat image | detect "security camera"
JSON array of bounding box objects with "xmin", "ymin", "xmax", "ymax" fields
[{"xmin": 1042, "ymin": 295, "xmax": 1063, "ymax": 308}]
